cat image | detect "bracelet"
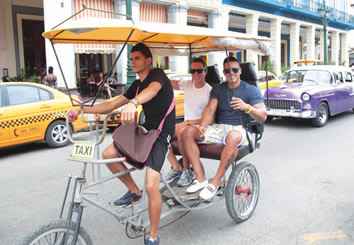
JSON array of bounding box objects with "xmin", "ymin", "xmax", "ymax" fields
[
  {"xmin": 129, "ymin": 100, "xmax": 138, "ymax": 107},
  {"xmin": 245, "ymin": 104, "xmax": 252, "ymax": 114}
]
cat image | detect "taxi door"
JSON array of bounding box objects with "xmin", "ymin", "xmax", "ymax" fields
[
  {"xmin": 6, "ymin": 85, "xmax": 48, "ymax": 145},
  {"xmin": 0, "ymin": 86, "xmax": 10, "ymax": 147}
]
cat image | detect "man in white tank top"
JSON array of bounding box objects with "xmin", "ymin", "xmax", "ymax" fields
[{"xmin": 164, "ymin": 58, "xmax": 212, "ymax": 186}]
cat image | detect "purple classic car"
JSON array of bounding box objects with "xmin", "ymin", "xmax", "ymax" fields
[{"xmin": 263, "ymin": 65, "xmax": 354, "ymax": 127}]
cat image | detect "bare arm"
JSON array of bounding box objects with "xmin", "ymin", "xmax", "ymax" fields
[
  {"xmin": 231, "ymin": 97, "xmax": 267, "ymax": 122},
  {"xmin": 120, "ymin": 81, "xmax": 162, "ymax": 124},
  {"xmin": 82, "ymin": 95, "xmax": 129, "ymax": 114},
  {"xmin": 248, "ymin": 103, "xmax": 267, "ymax": 122},
  {"xmin": 200, "ymin": 98, "xmax": 218, "ymax": 126},
  {"xmin": 169, "ymin": 79, "xmax": 181, "ymax": 90}
]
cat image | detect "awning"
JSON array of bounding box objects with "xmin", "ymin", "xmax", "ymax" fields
[
  {"xmin": 43, "ymin": 18, "xmax": 272, "ymax": 55},
  {"xmin": 187, "ymin": 9, "xmax": 208, "ymax": 23},
  {"xmin": 73, "ymin": 0, "xmax": 114, "ymax": 54},
  {"xmin": 140, "ymin": 2, "xmax": 167, "ymax": 23}
]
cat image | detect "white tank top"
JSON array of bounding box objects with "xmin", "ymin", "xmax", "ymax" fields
[{"xmin": 179, "ymin": 80, "xmax": 212, "ymax": 121}]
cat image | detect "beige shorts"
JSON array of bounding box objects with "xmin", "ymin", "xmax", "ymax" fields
[{"xmin": 198, "ymin": 123, "xmax": 248, "ymax": 146}]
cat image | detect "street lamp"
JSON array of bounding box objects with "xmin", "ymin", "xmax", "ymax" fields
[{"xmin": 318, "ymin": 0, "xmax": 331, "ymax": 65}]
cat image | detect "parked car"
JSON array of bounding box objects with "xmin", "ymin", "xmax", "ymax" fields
[
  {"xmin": 0, "ymin": 82, "xmax": 88, "ymax": 148},
  {"xmin": 263, "ymin": 65, "xmax": 354, "ymax": 127},
  {"xmin": 257, "ymin": 71, "xmax": 283, "ymax": 88}
]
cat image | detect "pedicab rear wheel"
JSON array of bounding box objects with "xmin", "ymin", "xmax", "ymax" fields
[
  {"xmin": 18, "ymin": 219, "xmax": 92, "ymax": 245},
  {"xmin": 225, "ymin": 161, "xmax": 260, "ymax": 223}
]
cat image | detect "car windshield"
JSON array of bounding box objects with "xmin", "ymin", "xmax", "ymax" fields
[{"xmin": 286, "ymin": 70, "xmax": 332, "ymax": 85}]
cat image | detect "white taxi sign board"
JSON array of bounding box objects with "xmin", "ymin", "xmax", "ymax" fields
[{"xmin": 72, "ymin": 141, "xmax": 95, "ymax": 160}]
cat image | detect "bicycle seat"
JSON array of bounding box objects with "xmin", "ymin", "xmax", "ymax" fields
[{"xmin": 171, "ymin": 141, "xmax": 256, "ymax": 161}]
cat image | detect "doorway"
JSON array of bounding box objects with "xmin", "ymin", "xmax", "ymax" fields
[{"xmin": 22, "ymin": 19, "xmax": 46, "ymax": 77}]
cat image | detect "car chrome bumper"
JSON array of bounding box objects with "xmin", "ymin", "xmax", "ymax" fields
[{"xmin": 267, "ymin": 108, "xmax": 316, "ymax": 118}]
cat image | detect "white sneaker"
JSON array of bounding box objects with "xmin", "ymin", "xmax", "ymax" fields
[
  {"xmin": 186, "ymin": 180, "xmax": 208, "ymax": 194},
  {"xmin": 199, "ymin": 184, "xmax": 218, "ymax": 200}
]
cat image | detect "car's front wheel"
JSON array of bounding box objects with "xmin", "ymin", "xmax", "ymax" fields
[
  {"xmin": 45, "ymin": 120, "xmax": 70, "ymax": 148},
  {"xmin": 311, "ymin": 102, "xmax": 328, "ymax": 127}
]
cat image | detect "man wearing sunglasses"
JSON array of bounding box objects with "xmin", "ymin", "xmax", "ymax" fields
[
  {"xmin": 183, "ymin": 56, "xmax": 267, "ymax": 200},
  {"xmin": 165, "ymin": 57, "xmax": 212, "ymax": 187}
]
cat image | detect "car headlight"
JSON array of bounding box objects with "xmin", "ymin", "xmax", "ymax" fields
[{"xmin": 302, "ymin": 93, "xmax": 311, "ymax": 101}]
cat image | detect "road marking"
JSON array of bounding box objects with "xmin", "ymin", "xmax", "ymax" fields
[{"xmin": 301, "ymin": 230, "xmax": 348, "ymax": 245}]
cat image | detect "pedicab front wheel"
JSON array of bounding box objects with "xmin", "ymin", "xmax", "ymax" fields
[
  {"xmin": 17, "ymin": 219, "xmax": 93, "ymax": 245},
  {"xmin": 225, "ymin": 161, "xmax": 260, "ymax": 223}
]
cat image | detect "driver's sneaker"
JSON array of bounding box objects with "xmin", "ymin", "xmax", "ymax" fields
[
  {"xmin": 164, "ymin": 168, "xmax": 182, "ymax": 184},
  {"xmin": 145, "ymin": 236, "xmax": 160, "ymax": 245},
  {"xmin": 113, "ymin": 190, "xmax": 142, "ymax": 206},
  {"xmin": 177, "ymin": 168, "xmax": 195, "ymax": 187}
]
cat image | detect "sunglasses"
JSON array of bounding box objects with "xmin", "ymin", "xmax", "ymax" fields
[
  {"xmin": 224, "ymin": 67, "xmax": 240, "ymax": 74},
  {"xmin": 190, "ymin": 68, "xmax": 205, "ymax": 74}
]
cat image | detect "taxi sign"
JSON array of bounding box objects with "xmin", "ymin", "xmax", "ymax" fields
[{"xmin": 72, "ymin": 141, "xmax": 95, "ymax": 160}]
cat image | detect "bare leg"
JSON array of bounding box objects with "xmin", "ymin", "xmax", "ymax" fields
[
  {"xmin": 103, "ymin": 144, "xmax": 141, "ymax": 195},
  {"xmin": 167, "ymin": 121, "xmax": 189, "ymax": 170},
  {"xmin": 209, "ymin": 130, "xmax": 241, "ymax": 188},
  {"xmin": 182, "ymin": 126, "xmax": 206, "ymax": 182},
  {"xmin": 145, "ymin": 167, "xmax": 162, "ymax": 240}
]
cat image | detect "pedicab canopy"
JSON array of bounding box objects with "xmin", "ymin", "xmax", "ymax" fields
[{"xmin": 42, "ymin": 17, "xmax": 271, "ymax": 56}]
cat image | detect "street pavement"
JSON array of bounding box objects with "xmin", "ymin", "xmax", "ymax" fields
[{"xmin": 1, "ymin": 111, "xmax": 354, "ymax": 245}]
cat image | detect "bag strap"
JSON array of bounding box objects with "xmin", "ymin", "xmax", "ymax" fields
[
  {"xmin": 135, "ymin": 85, "xmax": 176, "ymax": 132},
  {"xmin": 157, "ymin": 97, "xmax": 176, "ymax": 131}
]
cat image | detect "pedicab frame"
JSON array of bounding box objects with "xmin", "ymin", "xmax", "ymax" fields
[{"xmin": 19, "ymin": 6, "xmax": 272, "ymax": 245}]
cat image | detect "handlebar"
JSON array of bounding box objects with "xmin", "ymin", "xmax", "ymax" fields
[{"xmin": 66, "ymin": 111, "xmax": 119, "ymax": 145}]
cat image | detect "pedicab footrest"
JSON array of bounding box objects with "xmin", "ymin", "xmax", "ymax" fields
[
  {"xmin": 162, "ymin": 180, "xmax": 226, "ymax": 202},
  {"xmin": 171, "ymin": 140, "xmax": 259, "ymax": 161}
]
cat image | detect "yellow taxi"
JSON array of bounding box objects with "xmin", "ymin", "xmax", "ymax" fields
[
  {"xmin": 257, "ymin": 71, "xmax": 283, "ymax": 88},
  {"xmin": 0, "ymin": 82, "xmax": 88, "ymax": 148}
]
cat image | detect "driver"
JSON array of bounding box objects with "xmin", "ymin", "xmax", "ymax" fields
[
  {"xmin": 182, "ymin": 57, "xmax": 267, "ymax": 200},
  {"xmin": 69, "ymin": 43, "xmax": 175, "ymax": 245}
]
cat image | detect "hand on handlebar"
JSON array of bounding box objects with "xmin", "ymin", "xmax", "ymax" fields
[
  {"xmin": 67, "ymin": 108, "xmax": 81, "ymax": 122},
  {"xmin": 120, "ymin": 102, "xmax": 137, "ymax": 125}
]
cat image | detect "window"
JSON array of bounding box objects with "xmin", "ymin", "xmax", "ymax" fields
[
  {"xmin": 8, "ymin": 86, "xmax": 40, "ymax": 106},
  {"xmin": 343, "ymin": 71, "xmax": 353, "ymax": 82},
  {"xmin": 39, "ymin": 88, "xmax": 51, "ymax": 101},
  {"xmin": 0, "ymin": 87, "xmax": 2, "ymax": 107},
  {"xmin": 333, "ymin": 71, "xmax": 343, "ymax": 83}
]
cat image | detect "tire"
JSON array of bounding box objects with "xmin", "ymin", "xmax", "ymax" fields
[
  {"xmin": 138, "ymin": 111, "xmax": 145, "ymax": 125},
  {"xmin": 265, "ymin": 116, "xmax": 273, "ymax": 123},
  {"xmin": 225, "ymin": 161, "xmax": 260, "ymax": 223},
  {"xmin": 311, "ymin": 102, "xmax": 328, "ymax": 127},
  {"xmin": 17, "ymin": 219, "xmax": 92, "ymax": 245},
  {"xmin": 45, "ymin": 120, "xmax": 70, "ymax": 148}
]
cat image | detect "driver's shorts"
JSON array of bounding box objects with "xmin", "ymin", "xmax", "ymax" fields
[{"xmin": 198, "ymin": 123, "xmax": 248, "ymax": 146}]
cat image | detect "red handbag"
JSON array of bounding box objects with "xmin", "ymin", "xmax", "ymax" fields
[{"xmin": 112, "ymin": 97, "xmax": 175, "ymax": 167}]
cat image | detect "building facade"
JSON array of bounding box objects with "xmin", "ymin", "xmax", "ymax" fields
[{"xmin": 0, "ymin": 0, "xmax": 353, "ymax": 87}]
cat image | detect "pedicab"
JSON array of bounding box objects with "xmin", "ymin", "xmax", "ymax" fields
[{"xmin": 18, "ymin": 6, "xmax": 271, "ymax": 245}]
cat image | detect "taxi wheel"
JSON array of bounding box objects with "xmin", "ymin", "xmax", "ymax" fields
[{"xmin": 45, "ymin": 120, "xmax": 70, "ymax": 148}]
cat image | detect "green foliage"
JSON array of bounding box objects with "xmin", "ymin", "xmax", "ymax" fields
[
  {"xmin": 259, "ymin": 61, "xmax": 275, "ymax": 74},
  {"xmin": 281, "ymin": 64, "xmax": 289, "ymax": 73},
  {"xmin": 8, "ymin": 68, "xmax": 41, "ymax": 83},
  {"xmin": 327, "ymin": 61, "xmax": 336, "ymax": 65},
  {"xmin": 339, "ymin": 61, "xmax": 346, "ymax": 66}
]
